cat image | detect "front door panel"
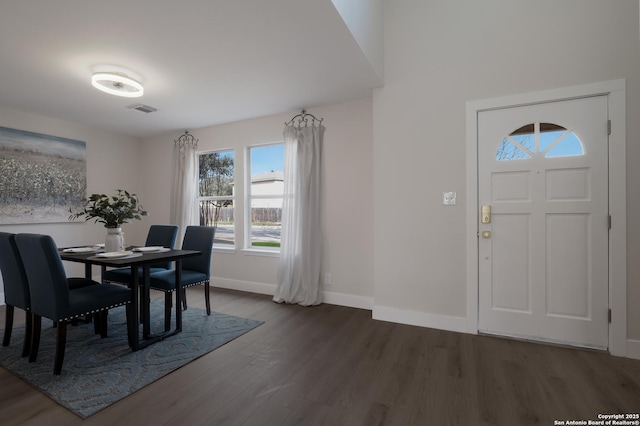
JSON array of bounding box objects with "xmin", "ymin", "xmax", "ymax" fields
[{"xmin": 477, "ymin": 95, "xmax": 609, "ymax": 349}]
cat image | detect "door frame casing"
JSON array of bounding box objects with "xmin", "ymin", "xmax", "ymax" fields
[{"xmin": 465, "ymin": 80, "xmax": 627, "ymax": 356}]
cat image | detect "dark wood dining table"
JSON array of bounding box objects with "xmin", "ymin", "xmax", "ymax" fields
[{"xmin": 59, "ymin": 247, "xmax": 201, "ymax": 351}]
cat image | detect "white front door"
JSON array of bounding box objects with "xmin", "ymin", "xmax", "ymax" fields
[{"xmin": 477, "ymin": 95, "xmax": 609, "ymax": 349}]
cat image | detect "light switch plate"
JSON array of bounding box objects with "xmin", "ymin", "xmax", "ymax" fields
[{"xmin": 443, "ymin": 192, "xmax": 456, "ymax": 205}]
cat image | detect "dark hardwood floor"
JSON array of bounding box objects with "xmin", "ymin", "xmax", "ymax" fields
[{"xmin": 1, "ymin": 287, "xmax": 639, "ymax": 425}]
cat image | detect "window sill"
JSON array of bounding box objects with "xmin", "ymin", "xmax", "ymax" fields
[{"xmin": 241, "ymin": 248, "xmax": 280, "ymax": 258}]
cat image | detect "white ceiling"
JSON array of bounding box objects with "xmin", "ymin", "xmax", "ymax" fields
[{"xmin": 0, "ymin": 0, "xmax": 382, "ymax": 138}]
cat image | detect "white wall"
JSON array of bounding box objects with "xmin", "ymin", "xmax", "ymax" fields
[
  {"xmin": 373, "ymin": 0, "xmax": 640, "ymax": 340},
  {"xmin": 139, "ymin": 98, "xmax": 374, "ymax": 308},
  {"xmin": 0, "ymin": 106, "xmax": 145, "ymax": 299},
  {"xmin": 331, "ymin": 0, "xmax": 384, "ymax": 82}
]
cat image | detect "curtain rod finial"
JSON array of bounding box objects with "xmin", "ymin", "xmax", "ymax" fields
[
  {"xmin": 286, "ymin": 109, "xmax": 323, "ymax": 127},
  {"xmin": 174, "ymin": 130, "xmax": 198, "ymax": 145}
]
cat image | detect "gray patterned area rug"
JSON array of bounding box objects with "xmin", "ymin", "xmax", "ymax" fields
[{"xmin": 0, "ymin": 302, "xmax": 263, "ymax": 418}]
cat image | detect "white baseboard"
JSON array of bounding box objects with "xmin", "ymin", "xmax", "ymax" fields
[
  {"xmin": 212, "ymin": 277, "xmax": 277, "ymax": 296},
  {"xmin": 372, "ymin": 304, "xmax": 468, "ymax": 334},
  {"xmin": 627, "ymin": 339, "xmax": 640, "ymax": 360},
  {"xmin": 323, "ymin": 291, "xmax": 373, "ymax": 310},
  {"xmin": 211, "ymin": 278, "xmax": 373, "ymax": 310}
]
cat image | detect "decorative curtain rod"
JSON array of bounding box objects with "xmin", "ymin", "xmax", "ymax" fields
[
  {"xmin": 285, "ymin": 109, "xmax": 324, "ymax": 127},
  {"xmin": 174, "ymin": 130, "xmax": 198, "ymax": 146}
]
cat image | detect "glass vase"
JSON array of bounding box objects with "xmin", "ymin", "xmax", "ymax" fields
[{"xmin": 105, "ymin": 227, "xmax": 124, "ymax": 252}]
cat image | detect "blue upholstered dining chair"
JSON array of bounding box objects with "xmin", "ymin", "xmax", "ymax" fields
[
  {"xmin": 15, "ymin": 233, "xmax": 134, "ymax": 375},
  {"xmin": 0, "ymin": 232, "xmax": 32, "ymax": 358},
  {"xmin": 102, "ymin": 225, "xmax": 179, "ymax": 285},
  {"xmin": 149, "ymin": 226, "xmax": 215, "ymax": 331}
]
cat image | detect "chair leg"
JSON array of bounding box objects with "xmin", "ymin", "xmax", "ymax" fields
[
  {"xmin": 93, "ymin": 313, "xmax": 101, "ymax": 334},
  {"xmin": 99, "ymin": 311, "xmax": 108, "ymax": 337},
  {"xmin": 92, "ymin": 313, "xmax": 100, "ymax": 334},
  {"xmin": 205, "ymin": 281, "xmax": 211, "ymax": 315},
  {"xmin": 54, "ymin": 321, "xmax": 67, "ymax": 375},
  {"xmin": 181, "ymin": 288, "xmax": 187, "ymax": 311},
  {"xmin": 21, "ymin": 311, "xmax": 32, "ymax": 358},
  {"xmin": 164, "ymin": 293, "xmax": 172, "ymax": 332},
  {"xmin": 29, "ymin": 315, "xmax": 42, "ymax": 363},
  {"xmin": 3, "ymin": 304, "xmax": 14, "ymax": 347}
]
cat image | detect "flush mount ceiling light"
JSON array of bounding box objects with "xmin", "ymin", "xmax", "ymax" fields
[{"xmin": 91, "ymin": 72, "xmax": 143, "ymax": 97}]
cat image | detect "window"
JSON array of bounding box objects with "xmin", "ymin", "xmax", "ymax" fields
[
  {"xmin": 496, "ymin": 122, "xmax": 585, "ymax": 161},
  {"xmin": 246, "ymin": 143, "xmax": 284, "ymax": 249},
  {"xmin": 197, "ymin": 150, "xmax": 235, "ymax": 246}
]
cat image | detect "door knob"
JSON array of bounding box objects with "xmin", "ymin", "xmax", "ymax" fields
[{"xmin": 482, "ymin": 231, "xmax": 491, "ymax": 238}]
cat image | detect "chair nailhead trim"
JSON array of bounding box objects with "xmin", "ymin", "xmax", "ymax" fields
[
  {"xmin": 57, "ymin": 301, "xmax": 131, "ymax": 322},
  {"xmin": 150, "ymin": 280, "xmax": 209, "ymax": 293}
]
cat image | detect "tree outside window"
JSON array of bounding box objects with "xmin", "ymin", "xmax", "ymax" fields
[
  {"xmin": 496, "ymin": 123, "xmax": 584, "ymax": 161},
  {"xmin": 198, "ymin": 150, "xmax": 234, "ymax": 246}
]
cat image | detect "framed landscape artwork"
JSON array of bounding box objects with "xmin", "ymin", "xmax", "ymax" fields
[{"xmin": 0, "ymin": 126, "xmax": 86, "ymax": 224}]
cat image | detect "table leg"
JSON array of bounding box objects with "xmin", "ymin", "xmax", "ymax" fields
[
  {"xmin": 130, "ymin": 266, "xmax": 139, "ymax": 351},
  {"xmin": 143, "ymin": 265, "xmax": 151, "ymax": 338},
  {"xmin": 85, "ymin": 264, "xmax": 94, "ymax": 326},
  {"xmin": 175, "ymin": 260, "xmax": 182, "ymax": 332}
]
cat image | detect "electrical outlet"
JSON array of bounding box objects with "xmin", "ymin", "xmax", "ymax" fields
[{"xmin": 324, "ymin": 273, "xmax": 332, "ymax": 285}]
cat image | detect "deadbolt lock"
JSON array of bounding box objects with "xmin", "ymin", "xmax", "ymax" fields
[{"xmin": 481, "ymin": 205, "xmax": 491, "ymax": 224}]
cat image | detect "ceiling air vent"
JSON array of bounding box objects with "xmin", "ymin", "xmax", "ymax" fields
[{"xmin": 127, "ymin": 104, "xmax": 157, "ymax": 113}]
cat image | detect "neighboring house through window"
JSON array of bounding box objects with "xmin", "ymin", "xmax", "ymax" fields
[{"xmin": 246, "ymin": 143, "xmax": 284, "ymax": 250}]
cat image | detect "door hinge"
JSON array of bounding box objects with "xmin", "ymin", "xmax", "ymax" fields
[
  {"xmin": 608, "ymin": 308, "xmax": 612, "ymax": 323},
  {"xmin": 608, "ymin": 215, "xmax": 612, "ymax": 230},
  {"xmin": 607, "ymin": 120, "xmax": 611, "ymax": 135}
]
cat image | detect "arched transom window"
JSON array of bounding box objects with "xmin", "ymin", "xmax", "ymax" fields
[{"xmin": 496, "ymin": 122, "xmax": 585, "ymax": 161}]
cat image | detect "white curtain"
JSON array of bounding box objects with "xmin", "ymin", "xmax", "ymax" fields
[
  {"xmin": 170, "ymin": 135, "xmax": 198, "ymax": 246},
  {"xmin": 274, "ymin": 124, "xmax": 324, "ymax": 306}
]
